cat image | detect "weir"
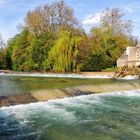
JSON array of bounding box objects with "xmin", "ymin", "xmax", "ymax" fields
[{"xmin": 0, "ymin": 82, "xmax": 140, "ymax": 107}]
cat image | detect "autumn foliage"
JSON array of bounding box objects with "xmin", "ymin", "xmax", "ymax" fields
[{"xmin": 0, "ymin": 1, "xmax": 137, "ymax": 72}]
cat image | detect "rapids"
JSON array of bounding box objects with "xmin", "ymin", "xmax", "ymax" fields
[{"xmin": 0, "ymin": 90, "xmax": 140, "ymax": 140}]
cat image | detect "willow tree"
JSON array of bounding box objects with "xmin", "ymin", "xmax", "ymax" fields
[{"xmin": 45, "ymin": 30, "xmax": 81, "ymax": 72}]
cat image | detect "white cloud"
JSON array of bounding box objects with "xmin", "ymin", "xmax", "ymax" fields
[
  {"xmin": 123, "ymin": 6, "xmax": 133, "ymax": 13},
  {"xmin": 82, "ymin": 12, "xmax": 101, "ymax": 26}
]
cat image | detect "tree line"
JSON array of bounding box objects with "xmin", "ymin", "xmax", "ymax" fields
[{"xmin": 0, "ymin": 1, "xmax": 138, "ymax": 72}]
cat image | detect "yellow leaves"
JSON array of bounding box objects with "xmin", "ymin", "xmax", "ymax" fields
[{"xmin": 25, "ymin": 1, "xmax": 78, "ymax": 36}]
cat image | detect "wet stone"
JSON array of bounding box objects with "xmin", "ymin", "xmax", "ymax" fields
[{"xmin": 0, "ymin": 94, "xmax": 37, "ymax": 107}]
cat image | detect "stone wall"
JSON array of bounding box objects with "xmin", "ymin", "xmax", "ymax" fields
[
  {"xmin": 127, "ymin": 47, "xmax": 137, "ymax": 67},
  {"xmin": 117, "ymin": 46, "xmax": 140, "ymax": 67},
  {"xmin": 117, "ymin": 50, "xmax": 128, "ymax": 67},
  {"xmin": 117, "ymin": 58, "xmax": 127, "ymax": 67}
]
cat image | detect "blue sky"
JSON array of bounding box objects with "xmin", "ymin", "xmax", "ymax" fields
[{"xmin": 0, "ymin": 0, "xmax": 140, "ymax": 41}]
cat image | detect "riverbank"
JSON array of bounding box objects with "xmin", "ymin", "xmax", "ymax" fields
[{"xmin": 0, "ymin": 82, "xmax": 140, "ymax": 107}]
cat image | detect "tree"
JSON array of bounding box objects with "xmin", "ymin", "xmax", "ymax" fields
[
  {"xmin": 76, "ymin": 31, "xmax": 90, "ymax": 69},
  {"xmin": 82, "ymin": 21, "xmax": 130, "ymax": 71},
  {"xmin": 45, "ymin": 30, "xmax": 82, "ymax": 72},
  {"xmin": 129, "ymin": 36, "xmax": 138, "ymax": 46},
  {"xmin": 0, "ymin": 34, "xmax": 5, "ymax": 48},
  {"xmin": 11, "ymin": 28, "xmax": 30, "ymax": 71},
  {"xmin": 80, "ymin": 8, "xmax": 134, "ymax": 71},
  {"xmin": 26, "ymin": 0, "xmax": 79, "ymax": 36},
  {"xmin": 0, "ymin": 34, "xmax": 6, "ymax": 69},
  {"xmin": 28, "ymin": 31, "xmax": 55, "ymax": 70},
  {"xmin": 0, "ymin": 50, "xmax": 6, "ymax": 69},
  {"xmin": 5, "ymin": 43, "xmax": 13, "ymax": 70},
  {"xmin": 101, "ymin": 8, "xmax": 133, "ymax": 36},
  {"xmin": 2, "ymin": 6, "xmax": 135, "ymax": 72}
]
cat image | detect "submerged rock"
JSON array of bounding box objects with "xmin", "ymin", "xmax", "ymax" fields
[
  {"xmin": 63, "ymin": 88, "xmax": 94, "ymax": 96},
  {"xmin": 0, "ymin": 94, "xmax": 37, "ymax": 107}
]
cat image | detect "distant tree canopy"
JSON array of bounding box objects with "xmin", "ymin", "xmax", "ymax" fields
[
  {"xmin": 26, "ymin": 0, "xmax": 79, "ymax": 36},
  {"xmin": 81, "ymin": 8, "xmax": 134, "ymax": 71},
  {"xmin": 0, "ymin": 34, "xmax": 5, "ymax": 48},
  {"xmin": 0, "ymin": 1, "xmax": 137, "ymax": 72},
  {"xmin": 100, "ymin": 8, "xmax": 133, "ymax": 36},
  {"xmin": 0, "ymin": 35, "xmax": 6, "ymax": 69}
]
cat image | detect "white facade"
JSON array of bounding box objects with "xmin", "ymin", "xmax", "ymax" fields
[{"xmin": 117, "ymin": 45, "xmax": 140, "ymax": 67}]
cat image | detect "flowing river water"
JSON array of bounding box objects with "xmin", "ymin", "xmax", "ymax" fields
[{"xmin": 0, "ymin": 75, "xmax": 140, "ymax": 140}]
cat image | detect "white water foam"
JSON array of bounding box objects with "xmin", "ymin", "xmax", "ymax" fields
[
  {"xmin": 1, "ymin": 89, "xmax": 140, "ymax": 111},
  {"xmin": 0, "ymin": 90, "xmax": 140, "ymax": 140},
  {"xmin": 115, "ymin": 75, "xmax": 139, "ymax": 80},
  {"xmin": 101, "ymin": 90, "xmax": 140, "ymax": 97},
  {"xmin": 0, "ymin": 73, "xmax": 112, "ymax": 79},
  {"xmin": 0, "ymin": 89, "xmax": 140, "ymax": 129}
]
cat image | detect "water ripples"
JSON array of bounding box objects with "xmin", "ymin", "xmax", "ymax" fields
[{"xmin": 0, "ymin": 90, "xmax": 140, "ymax": 140}]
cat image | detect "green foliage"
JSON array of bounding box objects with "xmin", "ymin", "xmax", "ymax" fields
[
  {"xmin": 28, "ymin": 32, "xmax": 55, "ymax": 70},
  {"xmin": 45, "ymin": 30, "xmax": 82, "ymax": 72},
  {"xmin": 0, "ymin": 5, "xmax": 137, "ymax": 72},
  {"xmin": 103, "ymin": 67, "xmax": 120, "ymax": 72},
  {"xmin": 6, "ymin": 26, "xmax": 55, "ymax": 71},
  {"xmin": 81, "ymin": 54, "xmax": 115, "ymax": 71},
  {"xmin": 11, "ymin": 28, "xmax": 30, "ymax": 71},
  {"xmin": 81, "ymin": 23, "xmax": 129, "ymax": 71},
  {"xmin": 0, "ymin": 50, "xmax": 6, "ymax": 69}
]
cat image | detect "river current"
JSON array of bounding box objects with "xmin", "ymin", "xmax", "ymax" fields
[{"xmin": 0, "ymin": 90, "xmax": 140, "ymax": 140}]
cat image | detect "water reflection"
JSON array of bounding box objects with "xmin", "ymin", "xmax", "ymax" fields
[{"xmin": 0, "ymin": 75, "xmax": 136, "ymax": 96}]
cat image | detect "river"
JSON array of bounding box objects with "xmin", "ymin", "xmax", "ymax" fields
[
  {"xmin": 0, "ymin": 75, "xmax": 140, "ymax": 140},
  {"xmin": 0, "ymin": 75, "xmax": 124, "ymax": 96}
]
